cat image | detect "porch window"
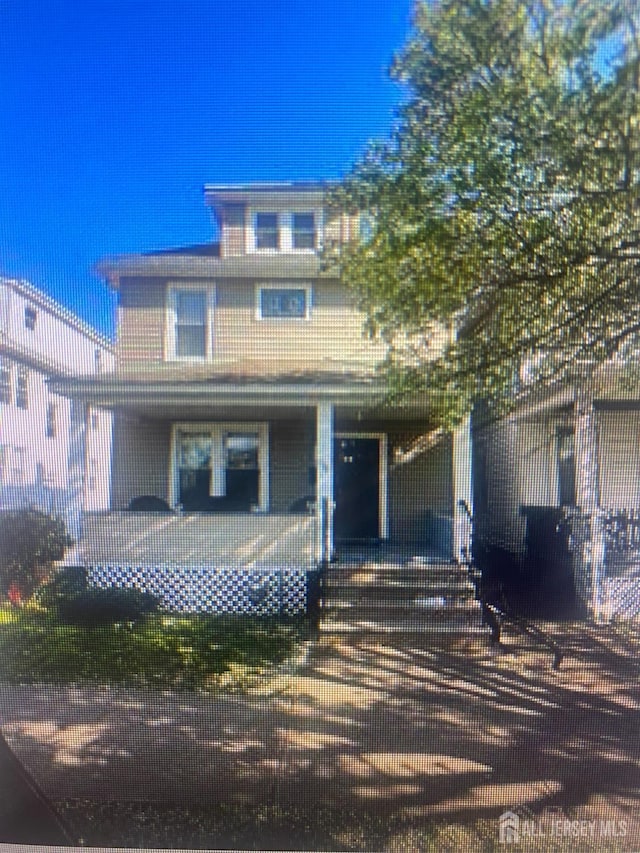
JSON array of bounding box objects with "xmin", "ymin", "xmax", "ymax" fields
[
  {"xmin": 166, "ymin": 285, "xmax": 215, "ymax": 360},
  {"xmin": 174, "ymin": 424, "xmax": 268, "ymax": 511},
  {"xmin": 225, "ymin": 432, "xmax": 260, "ymax": 508}
]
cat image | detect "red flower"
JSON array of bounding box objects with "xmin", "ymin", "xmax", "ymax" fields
[{"xmin": 7, "ymin": 583, "xmax": 23, "ymax": 606}]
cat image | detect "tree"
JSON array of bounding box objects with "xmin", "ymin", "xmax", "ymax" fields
[{"xmin": 332, "ymin": 0, "xmax": 640, "ymax": 427}]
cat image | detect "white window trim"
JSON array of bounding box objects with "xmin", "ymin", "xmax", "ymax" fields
[
  {"xmin": 164, "ymin": 283, "xmax": 216, "ymax": 362},
  {"xmin": 255, "ymin": 283, "xmax": 313, "ymax": 321},
  {"xmin": 169, "ymin": 422, "xmax": 269, "ymax": 511},
  {"xmin": 246, "ymin": 208, "xmax": 323, "ymax": 254},
  {"xmin": 335, "ymin": 432, "xmax": 389, "ymax": 540}
]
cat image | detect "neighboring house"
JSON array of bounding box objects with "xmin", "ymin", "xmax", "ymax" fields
[
  {"xmin": 0, "ymin": 277, "xmax": 114, "ymax": 524},
  {"xmin": 51, "ymin": 182, "xmax": 474, "ymax": 615},
  {"xmin": 474, "ymin": 362, "xmax": 640, "ymax": 620}
]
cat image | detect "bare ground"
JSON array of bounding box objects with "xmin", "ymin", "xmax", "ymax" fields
[{"xmin": 1, "ymin": 620, "xmax": 639, "ymax": 850}]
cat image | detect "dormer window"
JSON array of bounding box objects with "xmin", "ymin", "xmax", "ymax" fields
[
  {"xmin": 249, "ymin": 209, "xmax": 322, "ymax": 253},
  {"xmin": 292, "ymin": 213, "xmax": 316, "ymax": 250},
  {"xmin": 255, "ymin": 213, "xmax": 279, "ymax": 250}
]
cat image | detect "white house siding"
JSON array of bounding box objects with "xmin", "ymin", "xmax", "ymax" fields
[
  {"xmin": 0, "ymin": 278, "xmax": 113, "ymax": 515},
  {"xmin": 597, "ymin": 410, "xmax": 640, "ymax": 509}
]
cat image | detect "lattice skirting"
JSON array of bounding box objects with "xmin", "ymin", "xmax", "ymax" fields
[
  {"xmin": 603, "ymin": 578, "xmax": 640, "ymax": 620},
  {"xmin": 87, "ymin": 564, "xmax": 308, "ymax": 615}
]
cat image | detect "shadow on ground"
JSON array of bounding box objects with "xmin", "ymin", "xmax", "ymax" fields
[{"xmin": 0, "ymin": 617, "xmax": 639, "ymax": 848}]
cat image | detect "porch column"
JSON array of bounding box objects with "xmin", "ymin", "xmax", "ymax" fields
[
  {"xmin": 315, "ymin": 402, "xmax": 334, "ymax": 564},
  {"xmin": 574, "ymin": 383, "xmax": 605, "ymax": 620},
  {"xmin": 453, "ymin": 413, "xmax": 473, "ymax": 563},
  {"xmin": 65, "ymin": 398, "xmax": 88, "ymax": 556}
]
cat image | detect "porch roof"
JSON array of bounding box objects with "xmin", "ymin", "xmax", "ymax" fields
[{"xmin": 48, "ymin": 364, "xmax": 434, "ymax": 418}]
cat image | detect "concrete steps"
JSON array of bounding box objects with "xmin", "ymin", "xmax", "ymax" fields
[{"xmin": 319, "ymin": 557, "xmax": 488, "ymax": 644}]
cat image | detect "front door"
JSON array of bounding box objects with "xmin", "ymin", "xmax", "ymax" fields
[{"xmin": 334, "ymin": 437, "xmax": 380, "ymax": 541}]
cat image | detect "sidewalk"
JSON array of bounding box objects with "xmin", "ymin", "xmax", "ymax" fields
[{"xmin": 0, "ymin": 623, "xmax": 639, "ymax": 843}]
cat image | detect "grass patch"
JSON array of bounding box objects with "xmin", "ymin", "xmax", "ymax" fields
[{"xmin": 0, "ymin": 605, "xmax": 310, "ymax": 691}]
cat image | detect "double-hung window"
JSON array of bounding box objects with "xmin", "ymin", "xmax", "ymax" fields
[
  {"xmin": 292, "ymin": 213, "xmax": 316, "ymax": 250},
  {"xmin": 255, "ymin": 213, "xmax": 279, "ymax": 250},
  {"xmin": 166, "ymin": 285, "xmax": 215, "ymax": 360}
]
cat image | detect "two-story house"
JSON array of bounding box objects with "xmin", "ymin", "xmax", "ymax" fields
[
  {"xmin": 51, "ymin": 183, "xmax": 474, "ymax": 615},
  {"xmin": 0, "ymin": 277, "xmax": 113, "ymax": 523}
]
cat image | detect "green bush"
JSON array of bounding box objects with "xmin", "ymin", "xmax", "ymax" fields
[
  {"xmin": 36, "ymin": 565, "xmax": 88, "ymax": 612},
  {"xmin": 0, "ymin": 510, "xmax": 73, "ymax": 600},
  {"xmin": 56, "ymin": 586, "xmax": 160, "ymax": 626}
]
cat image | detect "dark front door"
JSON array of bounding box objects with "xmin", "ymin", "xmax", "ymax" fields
[{"xmin": 334, "ymin": 437, "xmax": 380, "ymax": 541}]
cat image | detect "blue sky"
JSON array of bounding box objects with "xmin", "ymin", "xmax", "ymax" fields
[{"xmin": 0, "ymin": 1, "xmax": 413, "ymax": 338}]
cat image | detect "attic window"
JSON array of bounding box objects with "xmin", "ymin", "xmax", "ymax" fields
[
  {"xmin": 255, "ymin": 213, "xmax": 279, "ymax": 250},
  {"xmin": 24, "ymin": 306, "xmax": 37, "ymax": 330}
]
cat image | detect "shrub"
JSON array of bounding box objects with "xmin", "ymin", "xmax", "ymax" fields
[
  {"xmin": 0, "ymin": 510, "xmax": 73, "ymax": 601},
  {"xmin": 56, "ymin": 586, "xmax": 160, "ymax": 626},
  {"xmin": 36, "ymin": 565, "xmax": 88, "ymax": 612}
]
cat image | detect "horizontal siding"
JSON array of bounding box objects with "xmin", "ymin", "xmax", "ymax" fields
[
  {"xmin": 215, "ymin": 279, "xmax": 384, "ymax": 365},
  {"xmin": 598, "ymin": 411, "xmax": 640, "ymax": 508},
  {"xmin": 117, "ymin": 278, "xmax": 167, "ymax": 364},
  {"xmin": 116, "ymin": 277, "xmax": 385, "ymax": 370},
  {"xmin": 111, "ymin": 415, "xmax": 171, "ymax": 509},
  {"xmin": 389, "ymin": 433, "xmax": 453, "ymax": 548},
  {"xmin": 270, "ymin": 420, "xmax": 314, "ymax": 512}
]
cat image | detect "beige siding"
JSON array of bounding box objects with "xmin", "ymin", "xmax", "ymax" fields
[
  {"xmin": 116, "ymin": 277, "xmax": 384, "ymax": 371},
  {"xmin": 215, "ymin": 278, "xmax": 383, "ymax": 365},
  {"xmin": 269, "ymin": 420, "xmax": 314, "ymax": 512},
  {"xmin": 220, "ymin": 204, "xmax": 246, "ymax": 257},
  {"xmin": 111, "ymin": 415, "xmax": 171, "ymax": 509},
  {"xmin": 389, "ymin": 433, "xmax": 453, "ymax": 548},
  {"xmin": 117, "ymin": 278, "xmax": 166, "ymax": 365}
]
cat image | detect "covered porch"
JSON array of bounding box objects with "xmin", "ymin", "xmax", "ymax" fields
[{"xmin": 51, "ymin": 373, "xmax": 474, "ymax": 613}]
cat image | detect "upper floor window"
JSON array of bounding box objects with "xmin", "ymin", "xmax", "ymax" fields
[
  {"xmin": 255, "ymin": 213, "xmax": 279, "ymax": 250},
  {"xmin": 0, "ymin": 359, "xmax": 11, "ymax": 404},
  {"xmin": 16, "ymin": 367, "xmax": 29, "ymax": 409},
  {"xmin": 249, "ymin": 209, "xmax": 322, "ymax": 253},
  {"xmin": 166, "ymin": 284, "xmax": 215, "ymax": 361},
  {"xmin": 257, "ymin": 285, "xmax": 311, "ymax": 320},
  {"xmin": 292, "ymin": 213, "xmax": 316, "ymax": 250},
  {"xmin": 95, "ymin": 349, "xmax": 102, "ymax": 373},
  {"xmin": 24, "ymin": 305, "xmax": 37, "ymax": 330}
]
